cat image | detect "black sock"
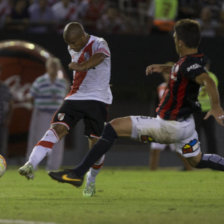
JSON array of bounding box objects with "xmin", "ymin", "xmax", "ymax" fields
[
  {"xmin": 74, "ymin": 123, "xmax": 118, "ymax": 177},
  {"xmin": 196, "ymin": 154, "xmax": 224, "ymax": 171}
]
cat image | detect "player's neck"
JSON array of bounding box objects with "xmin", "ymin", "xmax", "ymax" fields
[{"xmin": 179, "ymin": 48, "xmax": 198, "ymax": 57}]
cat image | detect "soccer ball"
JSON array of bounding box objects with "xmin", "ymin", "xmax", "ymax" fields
[{"xmin": 0, "ymin": 155, "xmax": 7, "ymax": 177}]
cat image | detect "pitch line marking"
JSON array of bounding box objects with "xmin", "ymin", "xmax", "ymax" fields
[{"xmin": 0, "ymin": 219, "xmax": 56, "ymax": 224}]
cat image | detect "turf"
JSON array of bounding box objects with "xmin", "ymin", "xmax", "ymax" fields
[{"xmin": 0, "ymin": 167, "xmax": 224, "ymax": 224}]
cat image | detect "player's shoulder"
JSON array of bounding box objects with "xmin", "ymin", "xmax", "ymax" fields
[
  {"xmin": 91, "ymin": 35, "xmax": 107, "ymax": 45},
  {"xmin": 180, "ymin": 53, "xmax": 206, "ymax": 72},
  {"xmin": 34, "ymin": 74, "xmax": 48, "ymax": 84}
]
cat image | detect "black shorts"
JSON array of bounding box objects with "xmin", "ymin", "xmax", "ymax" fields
[{"xmin": 52, "ymin": 100, "xmax": 108, "ymax": 137}]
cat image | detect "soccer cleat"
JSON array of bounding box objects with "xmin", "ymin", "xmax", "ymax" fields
[
  {"xmin": 83, "ymin": 182, "xmax": 96, "ymax": 197},
  {"xmin": 48, "ymin": 169, "xmax": 84, "ymax": 187},
  {"xmin": 18, "ymin": 162, "xmax": 34, "ymax": 180}
]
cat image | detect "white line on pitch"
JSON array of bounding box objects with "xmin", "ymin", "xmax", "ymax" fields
[{"xmin": 0, "ymin": 220, "xmax": 56, "ymax": 224}]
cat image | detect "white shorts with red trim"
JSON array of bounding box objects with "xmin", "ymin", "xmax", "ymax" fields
[{"xmin": 130, "ymin": 115, "xmax": 201, "ymax": 158}]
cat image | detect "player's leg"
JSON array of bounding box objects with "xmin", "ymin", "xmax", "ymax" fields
[
  {"xmin": 83, "ymin": 137, "xmax": 105, "ymax": 197},
  {"xmin": 149, "ymin": 143, "xmax": 165, "ymax": 170},
  {"xmin": 187, "ymin": 152, "xmax": 224, "ymax": 171},
  {"xmin": 19, "ymin": 100, "xmax": 76, "ymax": 179},
  {"xmin": 46, "ymin": 138, "xmax": 64, "ymax": 170},
  {"xmin": 48, "ymin": 116, "xmax": 132, "ymax": 186},
  {"xmin": 176, "ymin": 117, "xmax": 224, "ymax": 171},
  {"xmin": 18, "ymin": 124, "xmax": 68, "ymax": 179}
]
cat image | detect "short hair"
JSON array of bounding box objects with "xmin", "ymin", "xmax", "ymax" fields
[
  {"xmin": 46, "ymin": 57, "xmax": 61, "ymax": 70},
  {"xmin": 174, "ymin": 19, "xmax": 201, "ymax": 48}
]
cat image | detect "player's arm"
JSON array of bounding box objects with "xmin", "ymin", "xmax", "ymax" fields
[
  {"xmin": 146, "ymin": 64, "xmax": 172, "ymax": 76},
  {"xmin": 195, "ymin": 73, "xmax": 224, "ymax": 126},
  {"xmin": 68, "ymin": 53, "xmax": 106, "ymax": 71}
]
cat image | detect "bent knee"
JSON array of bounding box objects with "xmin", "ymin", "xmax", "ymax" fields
[
  {"xmin": 186, "ymin": 152, "xmax": 202, "ymax": 167},
  {"xmin": 51, "ymin": 123, "xmax": 69, "ymax": 139},
  {"xmin": 109, "ymin": 116, "xmax": 132, "ymax": 137}
]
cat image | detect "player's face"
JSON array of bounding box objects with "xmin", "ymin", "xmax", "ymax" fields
[{"xmin": 65, "ymin": 34, "xmax": 86, "ymax": 52}]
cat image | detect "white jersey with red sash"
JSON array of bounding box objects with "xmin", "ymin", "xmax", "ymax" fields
[{"xmin": 65, "ymin": 35, "xmax": 112, "ymax": 104}]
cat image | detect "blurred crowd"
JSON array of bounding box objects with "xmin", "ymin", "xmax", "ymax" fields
[{"xmin": 0, "ymin": 0, "xmax": 224, "ymax": 36}]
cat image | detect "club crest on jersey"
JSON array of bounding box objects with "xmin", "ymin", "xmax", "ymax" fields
[
  {"xmin": 84, "ymin": 52, "xmax": 90, "ymax": 60},
  {"xmin": 58, "ymin": 113, "xmax": 65, "ymax": 121},
  {"xmin": 140, "ymin": 135, "xmax": 154, "ymax": 143},
  {"xmin": 182, "ymin": 139, "xmax": 199, "ymax": 154}
]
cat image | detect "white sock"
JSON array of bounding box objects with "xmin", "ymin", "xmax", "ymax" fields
[
  {"xmin": 28, "ymin": 129, "xmax": 59, "ymax": 169},
  {"xmin": 86, "ymin": 154, "xmax": 105, "ymax": 186}
]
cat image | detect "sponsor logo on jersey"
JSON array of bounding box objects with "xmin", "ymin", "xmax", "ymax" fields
[
  {"xmin": 186, "ymin": 63, "xmax": 201, "ymax": 72},
  {"xmin": 58, "ymin": 113, "xmax": 65, "ymax": 121},
  {"xmin": 182, "ymin": 139, "xmax": 199, "ymax": 154}
]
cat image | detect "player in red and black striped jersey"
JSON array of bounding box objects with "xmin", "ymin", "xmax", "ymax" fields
[
  {"xmin": 156, "ymin": 53, "xmax": 206, "ymax": 120},
  {"xmin": 49, "ymin": 19, "xmax": 224, "ymax": 187}
]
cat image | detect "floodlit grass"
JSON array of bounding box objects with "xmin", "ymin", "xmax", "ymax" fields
[{"xmin": 0, "ymin": 167, "xmax": 224, "ymax": 224}]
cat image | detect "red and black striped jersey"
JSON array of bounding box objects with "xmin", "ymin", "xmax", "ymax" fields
[{"xmin": 156, "ymin": 53, "xmax": 206, "ymax": 120}]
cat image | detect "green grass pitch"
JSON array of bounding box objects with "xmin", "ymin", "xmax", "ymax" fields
[{"xmin": 0, "ymin": 167, "xmax": 224, "ymax": 224}]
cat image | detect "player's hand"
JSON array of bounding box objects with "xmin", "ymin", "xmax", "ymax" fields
[
  {"xmin": 145, "ymin": 64, "xmax": 163, "ymax": 76},
  {"xmin": 204, "ymin": 106, "xmax": 224, "ymax": 126},
  {"xmin": 68, "ymin": 62, "xmax": 87, "ymax": 71}
]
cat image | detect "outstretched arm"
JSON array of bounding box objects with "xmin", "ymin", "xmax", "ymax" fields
[
  {"xmin": 68, "ymin": 53, "xmax": 106, "ymax": 71},
  {"xmin": 146, "ymin": 64, "xmax": 172, "ymax": 76},
  {"xmin": 195, "ymin": 72, "xmax": 224, "ymax": 126}
]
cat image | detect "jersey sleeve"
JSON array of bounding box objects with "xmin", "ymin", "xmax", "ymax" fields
[
  {"xmin": 181, "ymin": 58, "xmax": 206, "ymax": 80},
  {"xmin": 93, "ymin": 38, "xmax": 110, "ymax": 57}
]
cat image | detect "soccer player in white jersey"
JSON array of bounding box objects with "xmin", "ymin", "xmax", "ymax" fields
[{"xmin": 19, "ymin": 22, "xmax": 113, "ymax": 197}]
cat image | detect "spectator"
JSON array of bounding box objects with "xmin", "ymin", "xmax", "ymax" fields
[
  {"xmin": 178, "ymin": 0, "xmax": 202, "ymax": 19},
  {"xmin": 197, "ymin": 7, "xmax": 218, "ymax": 37},
  {"xmin": 146, "ymin": 0, "xmax": 178, "ymax": 33},
  {"xmin": 83, "ymin": 0, "xmax": 107, "ymax": 31},
  {"xmin": 96, "ymin": 7, "xmax": 128, "ymax": 34},
  {"xmin": 216, "ymin": 10, "xmax": 224, "ymax": 37},
  {"xmin": 52, "ymin": 0, "xmax": 79, "ymax": 32},
  {"xmin": 0, "ymin": 0, "xmax": 11, "ymax": 28},
  {"xmin": 26, "ymin": 57, "xmax": 68, "ymax": 170},
  {"xmin": 0, "ymin": 65, "xmax": 13, "ymax": 157},
  {"xmin": 28, "ymin": 0, "xmax": 55, "ymax": 33},
  {"xmin": 5, "ymin": 0, "xmax": 29, "ymax": 31}
]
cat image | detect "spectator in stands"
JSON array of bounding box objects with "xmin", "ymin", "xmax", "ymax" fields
[
  {"xmin": 5, "ymin": 0, "xmax": 29, "ymax": 31},
  {"xmin": 83, "ymin": 0, "xmax": 107, "ymax": 31},
  {"xmin": 201, "ymin": 0, "xmax": 223, "ymax": 21},
  {"xmin": 28, "ymin": 0, "xmax": 55, "ymax": 33},
  {"xmin": 178, "ymin": 0, "xmax": 202, "ymax": 19},
  {"xmin": 26, "ymin": 57, "xmax": 68, "ymax": 170},
  {"xmin": 216, "ymin": 10, "xmax": 224, "ymax": 37},
  {"xmin": 197, "ymin": 7, "xmax": 218, "ymax": 37},
  {"xmin": 96, "ymin": 7, "xmax": 128, "ymax": 34},
  {"xmin": 0, "ymin": 65, "xmax": 13, "ymax": 157},
  {"xmin": 52, "ymin": 0, "xmax": 80, "ymax": 32},
  {"xmin": 0, "ymin": 0, "xmax": 11, "ymax": 28},
  {"xmin": 146, "ymin": 0, "xmax": 178, "ymax": 34}
]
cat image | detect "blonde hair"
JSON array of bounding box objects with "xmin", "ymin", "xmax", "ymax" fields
[{"xmin": 46, "ymin": 57, "xmax": 61, "ymax": 70}]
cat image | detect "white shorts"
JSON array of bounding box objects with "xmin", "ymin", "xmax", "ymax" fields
[
  {"xmin": 150, "ymin": 142, "xmax": 175, "ymax": 151},
  {"xmin": 130, "ymin": 115, "xmax": 201, "ymax": 158}
]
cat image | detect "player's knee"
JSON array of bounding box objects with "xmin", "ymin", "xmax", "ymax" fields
[
  {"xmin": 186, "ymin": 153, "xmax": 202, "ymax": 167},
  {"xmin": 109, "ymin": 118, "xmax": 122, "ymax": 133},
  {"xmin": 51, "ymin": 124, "xmax": 68, "ymax": 139}
]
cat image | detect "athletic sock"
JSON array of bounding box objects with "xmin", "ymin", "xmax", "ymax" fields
[
  {"xmin": 196, "ymin": 154, "xmax": 224, "ymax": 171},
  {"xmin": 86, "ymin": 155, "xmax": 105, "ymax": 186},
  {"xmin": 74, "ymin": 123, "xmax": 117, "ymax": 177},
  {"xmin": 28, "ymin": 129, "xmax": 59, "ymax": 169}
]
